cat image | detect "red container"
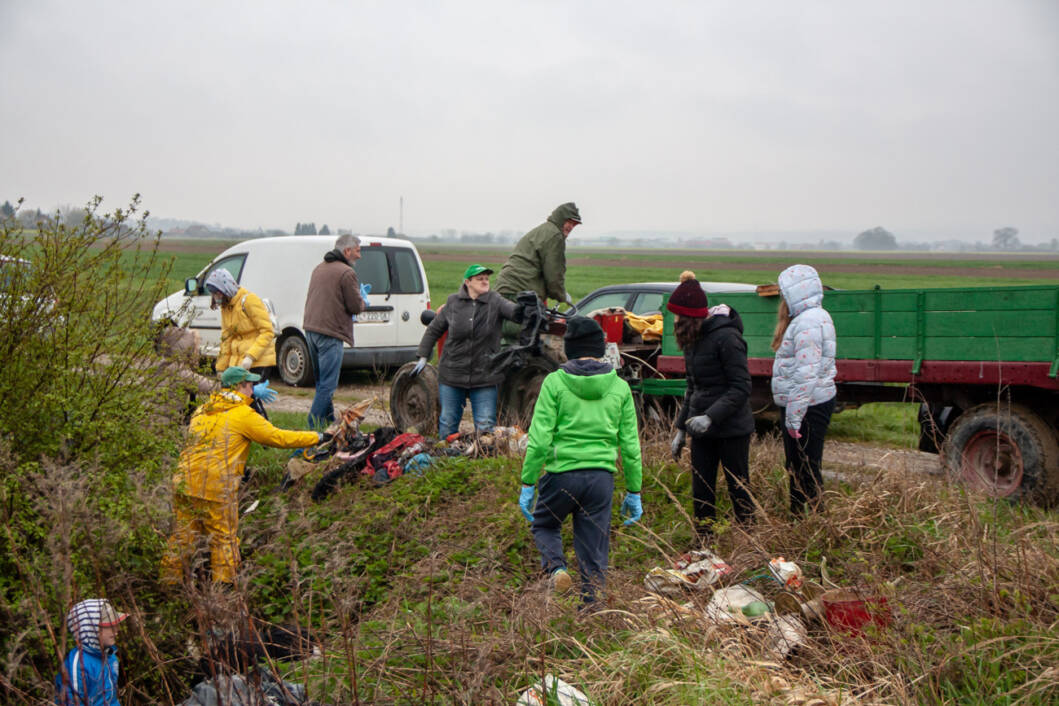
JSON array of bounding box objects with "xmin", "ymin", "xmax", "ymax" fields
[
  {"xmin": 593, "ymin": 312, "xmax": 624, "ymax": 344},
  {"xmin": 822, "ymin": 589, "xmax": 892, "ymax": 635}
]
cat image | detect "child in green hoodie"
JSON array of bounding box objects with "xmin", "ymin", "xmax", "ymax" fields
[{"xmin": 518, "ymin": 316, "xmax": 643, "ymax": 604}]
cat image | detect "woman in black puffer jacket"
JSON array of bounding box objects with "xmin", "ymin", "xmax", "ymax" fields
[
  {"xmin": 413, "ymin": 263, "xmax": 521, "ymax": 439},
  {"xmin": 668, "ymin": 271, "xmax": 755, "ymax": 541}
]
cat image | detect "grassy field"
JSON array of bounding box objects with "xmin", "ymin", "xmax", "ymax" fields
[{"xmin": 155, "ymin": 238, "xmax": 1059, "ymax": 299}]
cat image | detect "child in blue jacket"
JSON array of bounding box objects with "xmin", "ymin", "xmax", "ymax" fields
[{"xmin": 55, "ymin": 599, "xmax": 127, "ymax": 706}]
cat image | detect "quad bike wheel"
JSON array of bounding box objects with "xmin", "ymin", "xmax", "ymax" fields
[{"xmin": 498, "ymin": 356, "xmax": 559, "ymax": 429}]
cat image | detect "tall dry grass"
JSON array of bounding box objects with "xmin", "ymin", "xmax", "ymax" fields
[{"xmin": 5, "ymin": 428, "xmax": 1059, "ymax": 704}]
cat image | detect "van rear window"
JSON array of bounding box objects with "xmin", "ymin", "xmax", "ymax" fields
[
  {"xmin": 354, "ymin": 247, "xmax": 424, "ymax": 295},
  {"xmin": 356, "ymin": 249, "xmax": 391, "ymax": 293},
  {"xmin": 391, "ymin": 249, "xmax": 424, "ymax": 293}
]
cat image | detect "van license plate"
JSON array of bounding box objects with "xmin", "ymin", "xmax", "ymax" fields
[{"xmin": 357, "ymin": 311, "xmax": 390, "ymax": 323}]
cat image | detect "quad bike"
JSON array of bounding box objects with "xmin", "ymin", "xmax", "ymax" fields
[{"xmin": 389, "ymin": 291, "xmax": 578, "ymax": 434}]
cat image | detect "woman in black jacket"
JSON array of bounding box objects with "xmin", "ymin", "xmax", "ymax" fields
[
  {"xmin": 413, "ymin": 264, "xmax": 521, "ymax": 439},
  {"xmin": 668, "ymin": 271, "xmax": 756, "ymax": 540}
]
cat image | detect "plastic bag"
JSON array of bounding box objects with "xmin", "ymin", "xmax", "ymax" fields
[
  {"xmin": 675, "ymin": 550, "xmax": 733, "ymax": 583},
  {"xmin": 704, "ymin": 585, "xmax": 769, "ymax": 624},
  {"xmin": 516, "ymin": 675, "xmax": 592, "ymax": 706},
  {"xmin": 768, "ymin": 557, "xmax": 803, "ymax": 589},
  {"xmin": 644, "ymin": 550, "xmax": 734, "ymax": 596}
]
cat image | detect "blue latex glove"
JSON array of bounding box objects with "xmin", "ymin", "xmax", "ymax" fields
[
  {"xmin": 686, "ymin": 414, "xmax": 712, "ymax": 436},
  {"xmin": 359, "ymin": 282, "xmax": 372, "ymax": 307},
  {"xmin": 518, "ymin": 485, "xmax": 536, "ymax": 522},
  {"xmin": 252, "ymin": 380, "xmax": 278, "ymax": 404},
  {"xmin": 410, "ymin": 356, "xmax": 427, "ymax": 376},
  {"xmin": 620, "ymin": 492, "xmax": 643, "ymax": 525}
]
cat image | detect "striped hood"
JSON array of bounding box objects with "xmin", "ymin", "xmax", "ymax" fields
[{"xmin": 66, "ymin": 599, "xmax": 126, "ymax": 652}]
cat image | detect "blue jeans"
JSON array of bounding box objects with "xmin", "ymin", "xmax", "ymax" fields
[
  {"xmin": 306, "ymin": 331, "xmax": 344, "ymax": 428},
  {"xmin": 438, "ymin": 384, "xmax": 498, "ymax": 439},
  {"xmin": 531, "ymin": 469, "xmax": 615, "ymax": 603}
]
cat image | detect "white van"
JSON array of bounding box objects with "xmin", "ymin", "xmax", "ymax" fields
[{"xmin": 151, "ymin": 235, "xmax": 431, "ymax": 386}]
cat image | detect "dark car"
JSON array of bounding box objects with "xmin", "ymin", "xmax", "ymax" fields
[{"xmin": 575, "ymin": 281, "xmax": 758, "ymax": 316}]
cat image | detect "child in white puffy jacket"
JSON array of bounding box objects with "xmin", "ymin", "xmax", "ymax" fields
[{"xmin": 770, "ymin": 264, "xmax": 837, "ymax": 514}]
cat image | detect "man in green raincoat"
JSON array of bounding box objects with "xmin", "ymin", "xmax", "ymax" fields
[{"xmin": 496, "ymin": 202, "xmax": 581, "ymax": 307}]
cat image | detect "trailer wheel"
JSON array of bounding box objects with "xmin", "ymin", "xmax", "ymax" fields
[
  {"xmin": 390, "ymin": 362, "xmax": 440, "ymax": 434},
  {"xmin": 942, "ymin": 403, "xmax": 1059, "ymax": 506},
  {"xmin": 278, "ymin": 334, "xmax": 314, "ymax": 387},
  {"xmin": 499, "ymin": 356, "xmax": 558, "ymax": 429}
]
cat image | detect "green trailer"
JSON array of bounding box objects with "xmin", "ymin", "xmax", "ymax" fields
[{"xmin": 640, "ymin": 283, "xmax": 1059, "ymax": 504}]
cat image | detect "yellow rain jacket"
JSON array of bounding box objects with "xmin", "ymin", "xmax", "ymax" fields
[
  {"xmin": 216, "ymin": 287, "xmax": 277, "ymax": 371},
  {"xmin": 173, "ymin": 389, "xmax": 320, "ymax": 503}
]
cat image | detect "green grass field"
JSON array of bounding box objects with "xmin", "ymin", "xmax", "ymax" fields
[{"xmin": 156, "ymin": 238, "xmax": 1059, "ymax": 299}]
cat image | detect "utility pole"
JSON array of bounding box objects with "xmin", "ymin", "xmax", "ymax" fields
[{"xmin": 399, "ymin": 196, "xmax": 403, "ymax": 235}]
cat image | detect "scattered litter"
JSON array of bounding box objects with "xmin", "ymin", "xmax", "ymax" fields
[
  {"xmin": 768, "ymin": 557, "xmax": 803, "ymax": 589},
  {"xmin": 241, "ymin": 499, "xmax": 260, "ymax": 516},
  {"xmin": 180, "ymin": 669, "xmax": 307, "ymax": 706},
  {"xmin": 675, "ymin": 550, "xmax": 733, "ymax": 582},
  {"xmin": 705, "ymin": 584, "xmax": 769, "ymax": 624},
  {"xmin": 451, "ymin": 426, "xmax": 528, "ymax": 457},
  {"xmin": 280, "ymin": 398, "xmax": 378, "ymax": 490},
  {"xmin": 516, "ymin": 674, "xmax": 592, "ymax": 706},
  {"xmin": 404, "ymin": 452, "xmax": 432, "ymax": 476},
  {"xmin": 643, "ymin": 550, "xmax": 733, "ymax": 596},
  {"xmin": 821, "ymin": 589, "xmax": 892, "ymax": 635},
  {"xmin": 764, "ymin": 614, "xmax": 808, "ymax": 659}
]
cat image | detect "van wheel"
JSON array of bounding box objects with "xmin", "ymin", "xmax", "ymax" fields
[
  {"xmin": 941, "ymin": 403, "xmax": 1059, "ymax": 506},
  {"xmin": 278, "ymin": 335, "xmax": 314, "ymax": 387}
]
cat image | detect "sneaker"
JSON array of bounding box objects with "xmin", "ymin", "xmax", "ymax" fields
[{"xmin": 550, "ymin": 568, "xmax": 573, "ymax": 595}]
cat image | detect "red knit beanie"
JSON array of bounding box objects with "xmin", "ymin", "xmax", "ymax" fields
[{"xmin": 666, "ymin": 270, "xmax": 709, "ymax": 317}]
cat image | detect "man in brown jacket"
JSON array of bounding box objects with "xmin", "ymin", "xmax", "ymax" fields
[{"xmin": 303, "ymin": 234, "xmax": 365, "ymax": 426}]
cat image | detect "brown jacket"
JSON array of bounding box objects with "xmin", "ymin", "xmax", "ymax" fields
[{"xmin": 302, "ymin": 250, "xmax": 365, "ymax": 346}]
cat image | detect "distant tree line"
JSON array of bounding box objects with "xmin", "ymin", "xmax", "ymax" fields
[{"xmin": 294, "ymin": 222, "xmax": 331, "ymax": 235}]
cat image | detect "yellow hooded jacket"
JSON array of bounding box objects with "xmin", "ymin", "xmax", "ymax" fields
[
  {"xmin": 216, "ymin": 287, "xmax": 277, "ymax": 371},
  {"xmin": 174, "ymin": 389, "xmax": 319, "ymax": 502}
]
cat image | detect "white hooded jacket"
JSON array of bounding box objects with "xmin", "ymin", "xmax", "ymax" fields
[{"xmin": 770, "ymin": 265, "xmax": 837, "ymax": 432}]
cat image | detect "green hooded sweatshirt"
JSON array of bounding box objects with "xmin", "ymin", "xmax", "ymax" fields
[
  {"xmin": 495, "ymin": 202, "xmax": 581, "ymax": 302},
  {"xmin": 521, "ymin": 362, "xmax": 642, "ymax": 492}
]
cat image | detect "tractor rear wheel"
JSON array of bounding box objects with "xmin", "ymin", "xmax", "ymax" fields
[
  {"xmin": 390, "ymin": 362, "xmax": 440, "ymax": 434},
  {"xmin": 498, "ymin": 356, "xmax": 559, "ymax": 429}
]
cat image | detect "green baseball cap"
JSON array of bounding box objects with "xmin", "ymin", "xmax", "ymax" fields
[
  {"xmin": 463, "ymin": 264, "xmax": 494, "ymax": 279},
  {"xmin": 220, "ymin": 366, "xmax": 261, "ymax": 387}
]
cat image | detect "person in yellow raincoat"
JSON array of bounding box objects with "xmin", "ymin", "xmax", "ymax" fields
[
  {"xmin": 204, "ymin": 268, "xmax": 277, "ymax": 374},
  {"xmin": 160, "ymin": 366, "xmax": 324, "ymax": 585}
]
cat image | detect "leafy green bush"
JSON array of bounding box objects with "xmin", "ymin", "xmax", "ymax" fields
[{"xmin": 0, "ymin": 197, "xmax": 187, "ymax": 700}]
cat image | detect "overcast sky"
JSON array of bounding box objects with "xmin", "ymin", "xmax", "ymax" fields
[{"xmin": 2, "ymin": 1, "xmax": 1056, "ymax": 241}]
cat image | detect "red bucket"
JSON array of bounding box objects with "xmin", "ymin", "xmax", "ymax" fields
[
  {"xmin": 593, "ymin": 311, "xmax": 624, "ymax": 344},
  {"xmin": 822, "ymin": 589, "xmax": 892, "ymax": 635}
]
